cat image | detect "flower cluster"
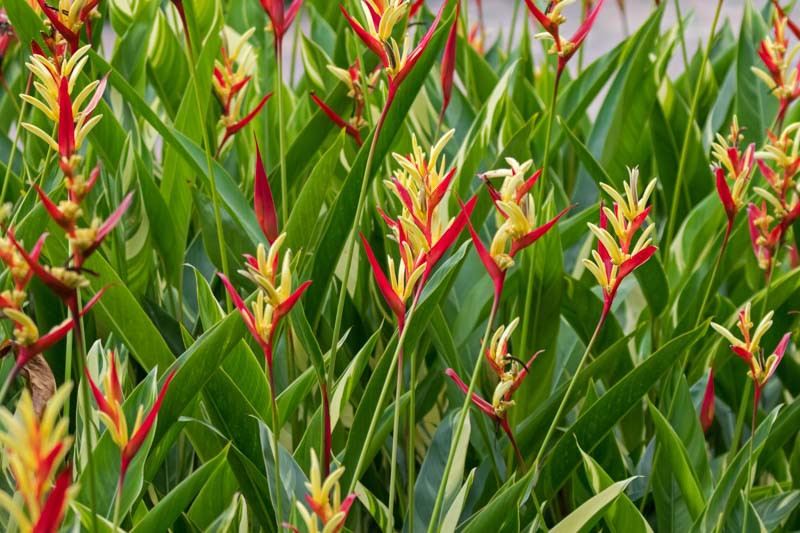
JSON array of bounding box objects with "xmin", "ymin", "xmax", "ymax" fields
[
  {"xmin": 286, "ymin": 451, "xmax": 356, "ymax": 533},
  {"xmin": 446, "ymin": 318, "xmax": 536, "ymax": 468},
  {"xmin": 362, "ymin": 130, "xmax": 472, "ymax": 329},
  {"xmin": 711, "ymin": 303, "xmax": 792, "ymax": 406},
  {"xmin": 753, "ymin": 13, "xmax": 800, "ymax": 125},
  {"xmin": 0, "ymin": 9, "xmax": 15, "ymax": 79},
  {"xmin": 36, "ymin": 0, "xmax": 101, "ymax": 53},
  {"xmin": 748, "ymin": 123, "xmax": 800, "ymax": 276},
  {"xmin": 711, "ymin": 116, "xmax": 756, "ymax": 234},
  {"xmin": 212, "ymin": 29, "xmax": 271, "ymax": 155},
  {"xmin": 342, "ymin": 0, "xmax": 448, "ymax": 92},
  {"xmin": 582, "ymin": 168, "xmax": 657, "ymax": 314},
  {"xmin": 525, "ymin": 0, "xmax": 606, "ymax": 77},
  {"xmin": 0, "ymin": 384, "xmax": 75, "ymax": 533},
  {"xmin": 85, "ymin": 351, "xmax": 177, "ymax": 487},
  {"xmin": 465, "ymin": 158, "xmax": 570, "ymax": 301},
  {"xmin": 311, "ymin": 60, "xmax": 379, "ymax": 146},
  {"xmin": 220, "ymin": 149, "xmax": 311, "ymax": 371}
]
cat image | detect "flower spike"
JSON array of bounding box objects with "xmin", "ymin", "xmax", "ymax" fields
[
  {"xmin": 254, "ymin": 140, "xmax": 279, "ymax": 243},
  {"xmin": 700, "ymin": 367, "xmax": 715, "ymax": 433}
]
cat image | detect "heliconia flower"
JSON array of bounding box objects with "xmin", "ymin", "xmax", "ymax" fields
[
  {"xmin": 465, "ymin": 158, "xmax": 571, "ymax": 302},
  {"xmin": 582, "ymin": 169, "xmax": 657, "ymax": 314},
  {"xmin": 219, "ymin": 236, "xmax": 311, "ymax": 368},
  {"xmin": 445, "ymin": 364, "xmax": 527, "ymax": 468},
  {"xmin": 254, "ymin": 140, "xmax": 279, "ymax": 243},
  {"xmin": 341, "ymin": 0, "xmax": 449, "ymax": 94},
  {"xmin": 20, "ymin": 46, "xmax": 106, "ymax": 175},
  {"xmin": 439, "ymin": 2, "xmax": 459, "ymax": 123},
  {"xmin": 711, "ymin": 116, "xmax": 756, "ymax": 235},
  {"xmin": 752, "ymin": 15, "xmax": 800, "ymax": 124},
  {"xmin": 2, "ymin": 287, "xmax": 103, "ymax": 377},
  {"xmin": 213, "ymin": 28, "xmax": 256, "ymax": 117},
  {"xmin": 748, "ymin": 202, "xmax": 782, "ymax": 277},
  {"xmin": 754, "ymin": 123, "xmax": 800, "ymax": 216},
  {"xmin": 0, "ymin": 231, "xmax": 46, "ymax": 311},
  {"xmin": 85, "ymin": 352, "xmax": 177, "ymax": 486},
  {"xmin": 526, "ymin": 0, "xmax": 606, "ymax": 77},
  {"xmin": 37, "ymin": 0, "xmax": 101, "ymax": 53},
  {"xmin": 360, "ymin": 233, "xmax": 424, "ymax": 330},
  {"xmin": 261, "ymin": 0, "xmax": 304, "ymax": 48},
  {"xmin": 700, "ymin": 367, "xmax": 715, "ymax": 433},
  {"xmin": 771, "ymin": 0, "xmax": 800, "ymax": 40},
  {"xmin": 0, "ymin": 384, "xmax": 76, "ymax": 533},
  {"xmin": 310, "ymin": 93, "xmax": 364, "ymax": 145},
  {"xmin": 711, "ymin": 303, "xmax": 792, "ymax": 406},
  {"xmin": 289, "ymin": 450, "xmax": 356, "ymax": 533}
]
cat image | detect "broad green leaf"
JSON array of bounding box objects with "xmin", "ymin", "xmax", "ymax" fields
[{"xmin": 550, "ymin": 478, "xmax": 637, "ymax": 533}]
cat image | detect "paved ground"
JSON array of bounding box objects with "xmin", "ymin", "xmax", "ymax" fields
[{"xmin": 465, "ymin": 0, "xmax": 747, "ymax": 68}]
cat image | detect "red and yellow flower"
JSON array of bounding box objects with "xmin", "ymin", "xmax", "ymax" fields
[{"xmin": 286, "ymin": 450, "xmax": 356, "ymax": 533}]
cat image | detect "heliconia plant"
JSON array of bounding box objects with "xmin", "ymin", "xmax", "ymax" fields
[{"xmin": 1, "ymin": 0, "xmax": 800, "ymax": 531}]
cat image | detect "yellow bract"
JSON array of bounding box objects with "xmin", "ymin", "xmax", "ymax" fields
[
  {"xmin": 242, "ymin": 233, "xmax": 295, "ymax": 307},
  {"xmin": 297, "ymin": 450, "xmax": 349, "ymax": 533}
]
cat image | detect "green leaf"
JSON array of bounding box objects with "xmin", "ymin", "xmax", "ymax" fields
[
  {"xmin": 551, "ymin": 478, "xmax": 637, "ymax": 533},
  {"xmin": 130, "ymin": 449, "xmax": 226, "ymax": 533},
  {"xmin": 648, "ymin": 399, "xmax": 706, "ymax": 519},
  {"xmin": 735, "ymin": 0, "xmax": 773, "ymax": 147}
]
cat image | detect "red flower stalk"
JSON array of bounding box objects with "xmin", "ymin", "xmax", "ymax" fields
[
  {"xmin": 85, "ymin": 352, "xmax": 177, "ymax": 486},
  {"xmin": 261, "ymin": 0, "xmax": 304, "ymax": 49},
  {"xmin": 37, "ymin": 0, "xmax": 100, "ymax": 53},
  {"xmin": 700, "ymin": 367, "xmax": 715, "ymax": 433},
  {"xmin": 254, "ymin": 140, "xmax": 279, "ymax": 243},
  {"xmin": 439, "ymin": 2, "xmax": 459, "ymax": 124},
  {"xmin": 525, "ymin": 0, "xmax": 606, "ymax": 78},
  {"xmin": 712, "ymin": 304, "xmax": 791, "ymax": 408},
  {"xmin": 341, "ymin": 0, "xmax": 450, "ymax": 100},
  {"xmin": 464, "ymin": 159, "xmax": 571, "ymax": 303}
]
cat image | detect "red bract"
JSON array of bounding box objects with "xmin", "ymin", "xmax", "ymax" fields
[
  {"xmin": 748, "ymin": 202, "xmax": 781, "ymax": 278},
  {"xmin": 714, "ymin": 166, "xmax": 737, "ymax": 235},
  {"xmin": 261, "ymin": 0, "xmax": 304, "ymax": 47},
  {"xmin": 37, "ymin": 0, "xmax": 100, "ymax": 53},
  {"xmin": 254, "ymin": 140, "xmax": 279, "ymax": 243},
  {"xmin": 410, "ymin": 0, "xmax": 425, "ymax": 18},
  {"xmin": 33, "ymin": 466, "xmax": 72, "ymax": 533},
  {"xmin": 525, "ymin": 0, "xmax": 606, "ymax": 77},
  {"xmin": 310, "ymin": 93, "xmax": 364, "ymax": 145},
  {"xmin": 341, "ymin": 0, "xmax": 449, "ymax": 95},
  {"xmin": 360, "ymin": 233, "xmax": 411, "ymax": 329},
  {"xmin": 217, "ymin": 93, "xmax": 272, "ymax": 156},
  {"xmin": 700, "ymin": 367, "xmax": 715, "ymax": 433},
  {"xmin": 771, "ymin": 0, "xmax": 800, "ymax": 39},
  {"xmin": 439, "ymin": 2, "xmax": 459, "ymax": 123}
]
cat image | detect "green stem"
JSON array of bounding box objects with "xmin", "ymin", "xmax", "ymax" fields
[
  {"xmin": 663, "ymin": 0, "xmax": 723, "ymax": 261},
  {"xmin": 520, "ymin": 73, "xmax": 560, "ymax": 365},
  {"xmin": 729, "ymin": 379, "xmax": 752, "ymax": 463},
  {"xmin": 346, "ymin": 301, "xmax": 418, "ymax": 496},
  {"xmin": 407, "ymin": 346, "xmax": 417, "ymax": 533},
  {"xmin": 0, "ymin": 73, "xmax": 31, "ymax": 205},
  {"xmin": 387, "ymin": 341, "xmax": 404, "ymax": 530},
  {"xmin": 427, "ymin": 297, "xmax": 500, "ymax": 532},
  {"xmin": 673, "ymin": 0, "xmax": 690, "ymax": 72},
  {"xmin": 112, "ymin": 483, "xmax": 122, "ymax": 532},
  {"xmin": 527, "ymin": 311, "xmax": 607, "ymax": 531},
  {"xmin": 185, "ymin": 31, "xmax": 231, "ymax": 311},
  {"xmin": 742, "ymin": 396, "xmax": 757, "ymax": 533},
  {"xmin": 326, "ymin": 93, "xmax": 394, "ymax": 412},
  {"xmin": 269, "ymin": 371, "xmax": 283, "ymax": 525},
  {"xmin": 276, "ymin": 41, "xmax": 289, "ymax": 224},
  {"xmin": 506, "ymin": 0, "xmax": 522, "ymax": 58}
]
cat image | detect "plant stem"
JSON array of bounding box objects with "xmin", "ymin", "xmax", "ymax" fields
[
  {"xmin": 520, "ymin": 73, "xmax": 560, "ymax": 369},
  {"xmin": 0, "ymin": 73, "xmax": 31, "ymax": 205},
  {"xmin": 427, "ymin": 297, "xmax": 500, "ymax": 532},
  {"xmin": 663, "ymin": 0, "xmax": 723, "ymax": 260},
  {"xmin": 407, "ymin": 346, "xmax": 418, "ymax": 533},
  {"xmin": 276, "ymin": 41, "xmax": 289, "ymax": 224},
  {"xmin": 269, "ymin": 370, "xmax": 283, "ymax": 525},
  {"xmin": 112, "ymin": 483, "xmax": 122, "ymax": 532},
  {"xmin": 526, "ymin": 311, "xmax": 607, "ymax": 530},
  {"xmin": 729, "ymin": 379, "xmax": 752, "ymax": 463},
  {"xmin": 387, "ymin": 340, "xmax": 404, "ymax": 530},
  {"xmin": 326, "ymin": 93, "xmax": 394, "ymax": 418},
  {"xmin": 742, "ymin": 395, "xmax": 757, "ymax": 533},
  {"xmin": 346, "ymin": 301, "xmax": 417, "ymax": 496},
  {"xmin": 506, "ymin": 0, "xmax": 522, "ymax": 58},
  {"xmin": 673, "ymin": 0, "xmax": 690, "ymax": 72},
  {"xmin": 184, "ymin": 31, "xmax": 231, "ymax": 311}
]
